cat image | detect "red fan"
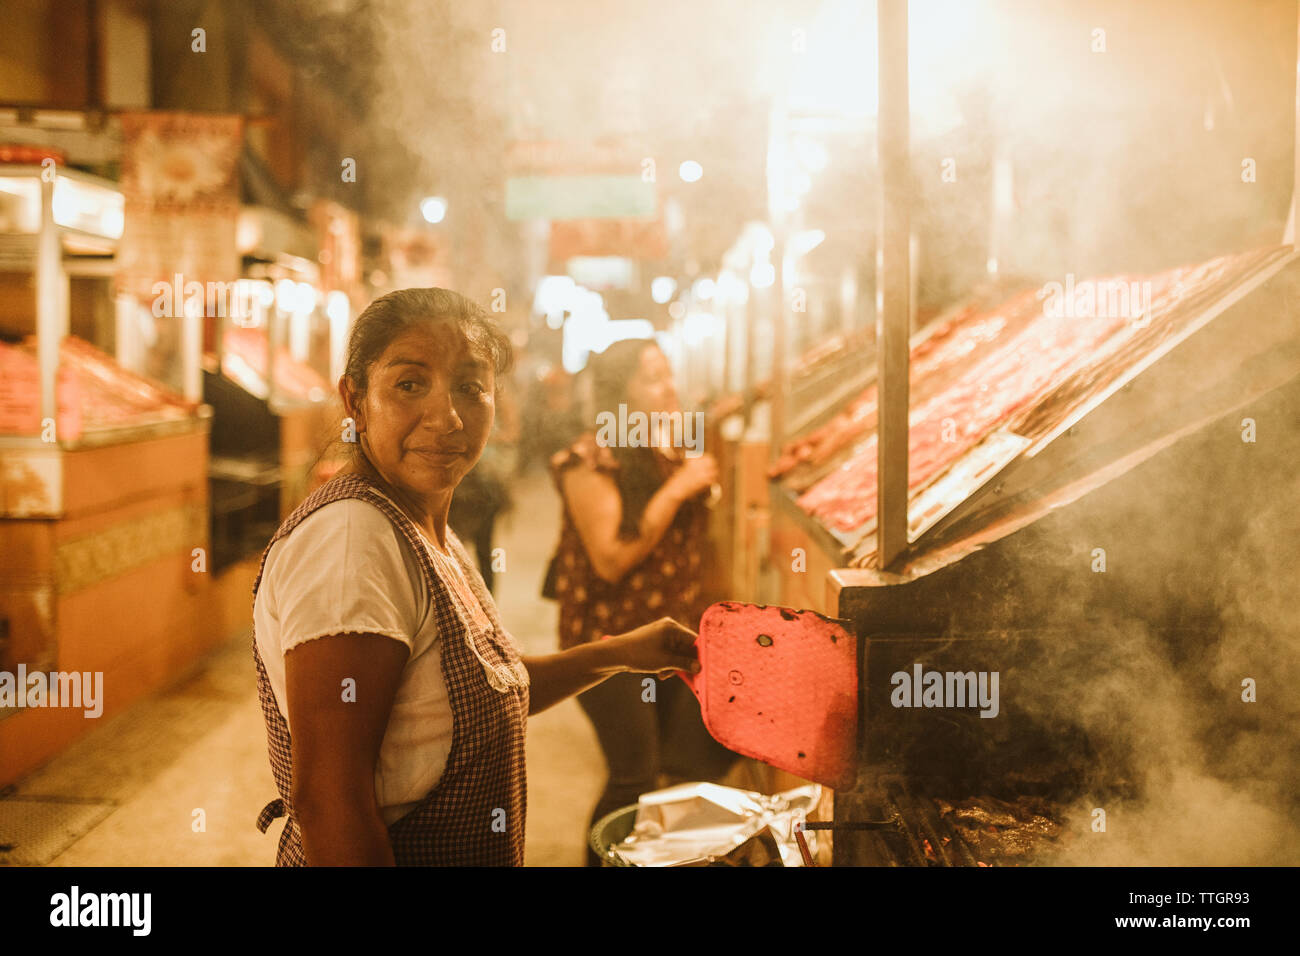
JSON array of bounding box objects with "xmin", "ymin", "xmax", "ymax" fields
[{"xmin": 680, "ymin": 601, "xmax": 859, "ymax": 790}]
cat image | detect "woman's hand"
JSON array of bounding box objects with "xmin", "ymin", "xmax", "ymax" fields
[
  {"xmin": 605, "ymin": 616, "xmax": 701, "ymax": 679},
  {"xmin": 665, "ymin": 453, "xmax": 719, "ymax": 503},
  {"xmin": 522, "ymin": 618, "xmax": 700, "ymax": 713}
]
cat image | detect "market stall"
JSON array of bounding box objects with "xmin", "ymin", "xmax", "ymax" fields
[
  {"xmin": 753, "ymin": 0, "xmax": 1300, "ymax": 864},
  {"xmin": 201, "ymin": 255, "xmax": 341, "ymax": 572},
  {"xmin": 0, "ymin": 162, "xmax": 218, "ymax": 781}
]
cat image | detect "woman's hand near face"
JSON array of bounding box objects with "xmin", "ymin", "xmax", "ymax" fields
[
  {"xmin": 664, "ymin": 453, "xmax": 718, "ymax": 503},
  {"xmin": 285, "ymin": 632, "xmax": 409, "ymax": 865}
]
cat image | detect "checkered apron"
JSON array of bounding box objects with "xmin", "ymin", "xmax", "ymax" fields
[{"xmin": 251, "ymin": 472, "xmax": 529, "ymax": 866}]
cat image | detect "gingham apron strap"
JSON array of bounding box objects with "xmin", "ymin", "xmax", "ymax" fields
[
  {"xmin": 256, "ymin": 798, "xmax": 286, "ymax": 833},
  {"xmin": 446, "ymin": 529, "xmax": 506, "ymax": 633}
]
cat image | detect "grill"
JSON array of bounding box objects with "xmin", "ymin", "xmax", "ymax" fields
[
  {"xmin": 829, "ymin": 778, "xmax": 1075, "ymax": 867},
  {"xmin": 761, "ymin": 252, "xmax": 1300, "ymax": 866}
]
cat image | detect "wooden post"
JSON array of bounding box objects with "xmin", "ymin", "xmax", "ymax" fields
[{"xmin": 876, "ymin": 0, "xmax": 911, "ymax": 569}]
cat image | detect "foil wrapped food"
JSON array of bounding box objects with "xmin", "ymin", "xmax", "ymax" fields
[{"xmin": 606, "ymin": 781, "xmax": 822, "ymax": 867}]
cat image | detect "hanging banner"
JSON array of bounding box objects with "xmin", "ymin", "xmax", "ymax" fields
[{"xmin": 115, "ymin": 111, "xmax": 244, "ymax": 312}]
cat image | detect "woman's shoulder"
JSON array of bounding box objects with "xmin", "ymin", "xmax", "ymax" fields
[
  {"xmin": 549, "ymin": 431, "xmax": 619, "ymax": 479},
  {"xmin": 268, "ymin": 496, "xmax": 416, "ymax": 581},
  {"xmin": 290, "ymin": 495, "xmax": 399, "ymax": 538}
]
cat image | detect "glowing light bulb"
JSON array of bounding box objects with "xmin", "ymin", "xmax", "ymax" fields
[{"xmin": 420, "ymin": 196, "xmax": 447, "ymax": 223}]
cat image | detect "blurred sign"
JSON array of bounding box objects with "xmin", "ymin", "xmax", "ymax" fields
[
  {"xmin": 505, "ymin": 174, "xmax": 655, "ymax": 221},
  {"xmin": 564, "ymin": 256, "xmax": 637, "ymax": 291},
  {"xmin": 116, "ymin": 111, "xmax": 243, "ymax": 304},
  {"xmin": 505, "ymin": 139, "xmax": 657, "ymax": 223}
]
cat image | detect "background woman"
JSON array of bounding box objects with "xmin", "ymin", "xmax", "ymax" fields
[
  {"xmin": 547, "ymin": 337, "xmax": 742, "ymax": 865},
  {"xmin": 251, "ymin": 289, "xmax": 701, "ymax": 866}
]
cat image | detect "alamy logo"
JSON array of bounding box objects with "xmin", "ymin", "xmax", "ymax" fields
[
  {"xmin": 1037, "ymin": 274, "xmax": 1153, "ymax": 325},
  {"xmin": 594, "ymin": 403, "xmax": 704, "ymax": 457},
  {"xmin": 890, "ymin": 664, "xmax": 1000, "ymax": 718},
  {"xmin": 0, "ymin": 667, "xmax": 103, "ymax": 718},
  {"xmin": 151, "ymin": 273, "xmax": 264, "ymax": 324},
  {"xmin": 50, "ymin": 886, "xmax": 151, "ymax": 936}
]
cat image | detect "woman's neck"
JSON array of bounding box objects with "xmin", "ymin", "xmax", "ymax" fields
[{"xmin": 346, "ymin": 457, "xmax": 452, "ymax": 551}]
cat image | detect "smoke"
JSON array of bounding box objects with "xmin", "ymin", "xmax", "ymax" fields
[
  {"xmin": 994, "ymin": 373, "xmax": 1300, "ymax": 866},
  {"xmin": 1027, "ymin": 615, "xmax": 1300, "ymax": 866}
]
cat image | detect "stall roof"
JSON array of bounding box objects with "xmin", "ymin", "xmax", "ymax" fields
[{"xmin": 771, "ymin": 244, "xmax": 1295, "ymax": 567}]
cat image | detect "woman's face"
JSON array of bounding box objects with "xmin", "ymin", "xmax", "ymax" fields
[
  {"xmin": 345, "ymin": 322, "xmax": 495, "ymax": 503},
  {"xmin": 625, "ymin": 345, "xmax": 680, "ymax": 416}
]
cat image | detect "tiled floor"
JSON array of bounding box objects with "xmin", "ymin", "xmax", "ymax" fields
[{"xmin": 8, "ymin": 467, "xmax": 607, "ymax": 866}]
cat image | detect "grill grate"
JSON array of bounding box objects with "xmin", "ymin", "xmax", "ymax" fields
[
  {"xmin": 846, "ymin": 777, "xmax": 1070, "ymax": 866},
  {"xmin": 0, "ymin": 796, "xmax": 117, "ymax": 866}
]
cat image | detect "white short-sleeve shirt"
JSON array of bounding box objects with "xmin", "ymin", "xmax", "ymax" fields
[{"xmin": 253, "ymin": 497, "xmax": 457, "ymax": 826}]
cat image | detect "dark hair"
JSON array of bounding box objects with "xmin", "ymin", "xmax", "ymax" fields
[
  {"xmin": 332, "ymin": 288, "xmax": 513, "ymax": 475},
  {"xmin": 587, "ymin": 338, "xmax": 678, "ymax": 539},
  {"xmin": 344, "ymin": 287, "xmax": 513, "ymax": 400}
]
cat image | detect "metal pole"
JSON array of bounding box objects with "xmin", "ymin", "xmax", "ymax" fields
[
  {"xmin": 36, "ymin": 174, "xmax": 63, "ymax": 435},
  {"xmin": 876, "ymin": 0, "xmax": 911, "ymax": 569},
  {"xmin": 1290, "ymin": 0, "xmax": 1300, "ymax": 246},
  {"xmin": 771, "ymin": 226, "xmax": 787, "ymax": 452}
]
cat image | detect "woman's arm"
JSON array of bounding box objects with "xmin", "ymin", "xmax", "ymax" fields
[
  {"xmin": 560, "ymin": 454, "xmax": 716, "ymax": 584},
  {"xmin": 284, "ymin": 632, "xmax": 410, "ymax": 865},
  {"xmin": 522, "ymin": 617, "xmax": 700, "ymax": 715}
]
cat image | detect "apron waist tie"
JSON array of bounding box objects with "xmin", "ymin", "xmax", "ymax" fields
[{"xmin": 256, "ymin": 798, "xmax": 286, "ymax": 833}]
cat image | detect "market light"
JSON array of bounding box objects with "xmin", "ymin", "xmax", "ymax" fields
[
  {"xmin": 750, "ymin": 262, "xmax": 776, "ymax": 288},
  {"xmin": 50, "ymin": 183, "xmax": 76, "ymax": 226},
  {"xmin": 101, "ymin": 205, "xmax": 124, "ymax": 240},
  {"xmin": 535, "ymin": 274, "xmax": 577, "ymax": 319},
  {"xmin": 683, "ymin": 311, "xmax": 718, "ymax": 346},
  {"xmin": 326, "ymin": 290, "xmax": 349, "ymax": 324},
  {"xmin": 717, "ymin": 270, "xmax": 749, "ymax": 306},
  {"xmin": 420, "ymin": 196, "xmax": 448, "ymax": 224},
  {"xmin": 294, "ymin": 281, "xmax": 316, "ymax": 314},
  {"xmin": 651, "ymin": 276, "xmax": 677, "ymax": 304},
  {"xmin": 678, "ymin": 160, "xmax": 703, "ymax": 183},
  {"xmin": 50, "ymin": 176, "xmax": 125, "ymax": 239},
  {"xmin": 692, "ymin": 277, "xmax": 716, "ymax": 301},
  {"xmin": 793, "ymin": 136, "xmax": 828, "ymax": 173},
  {"xmin": 275, "ymin": 279, "xmax": 297, "ymax": 312}
]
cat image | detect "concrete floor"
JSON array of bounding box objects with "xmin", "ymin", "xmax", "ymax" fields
[{"xmin": 9, "ymin": 467, "xmax": 609, "ymax": 866}]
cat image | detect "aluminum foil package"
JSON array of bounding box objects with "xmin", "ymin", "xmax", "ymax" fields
[{"xmin": 608, "ymin": 781, "xmax": 822, "ymax": 866}]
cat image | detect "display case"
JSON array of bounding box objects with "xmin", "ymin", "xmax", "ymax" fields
[{"xmin": 0, "ymin": 163, "xmax": 221, "ymax": 784}]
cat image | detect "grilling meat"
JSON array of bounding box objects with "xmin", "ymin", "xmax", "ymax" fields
[{"xmin": 935, "ymin": 795, "xmax": 1064, "ymax": 864}]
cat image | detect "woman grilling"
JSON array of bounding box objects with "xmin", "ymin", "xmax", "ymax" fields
[
  {"xmin": 251, "ymin": 288, "xmax": 699, "ymax": 866},
  {"xmin": 547, "ymin": 338, "xmax": 742, "ymax": 865}
]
